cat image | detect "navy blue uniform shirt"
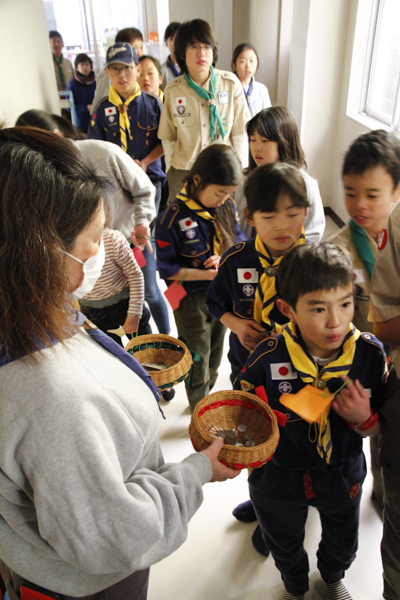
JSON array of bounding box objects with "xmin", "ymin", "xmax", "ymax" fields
[
  {"xmin": 155, "ymin": 199, "xmax": 245, "ymax": 295},
  {"xmin": 234, "ymin": 329, "xmax": 386, "ymax": 471},
  {"xmin": 207, "ymin": 239, "xmax": 288, "ymax": 369},
  {"xmin": 88, "ymin": 91, "xmax": 166, "ymax": 185}
]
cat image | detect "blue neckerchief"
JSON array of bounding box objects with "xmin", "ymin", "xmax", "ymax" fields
[{"xmin": 244, "ymin": 77, "xmax": 254, "ymax": 107}]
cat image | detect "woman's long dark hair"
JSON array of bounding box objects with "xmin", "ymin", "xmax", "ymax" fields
[
  {"xmin": 0, "ymin": 127, "xmax": 111, "ymax": 358},
  {"xmin": 184, "ymin": 144, "xmax": 243, "ymax": 254}
]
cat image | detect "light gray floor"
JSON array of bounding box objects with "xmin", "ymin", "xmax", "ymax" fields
[{"xmin": 148, "ymin": 217, "xmax": 384, "ymax": 600}]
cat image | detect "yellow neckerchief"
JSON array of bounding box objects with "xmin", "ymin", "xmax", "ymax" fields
[
  {"xmin": 108, "ymin": 83, "xmax": 142, "ymax": 152},
  {"xmin": 158, "ymin": 88, "xmax": 164, "ymax": 103},
  {"xmin": 283, "ymin": 321, "xmax": 360, "ymax": 463},
  {"xmin": 176, "ymin": 185, "xmax": 223, "ymax": 256},
  {"xmin": 253, "ymin": 231, "xmax": 305, "ymax": 333}
]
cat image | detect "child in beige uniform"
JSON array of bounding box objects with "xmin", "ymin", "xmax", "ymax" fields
[{"xmin": 329, "ymin": 130, "xmax": 400, "ymax": 516}]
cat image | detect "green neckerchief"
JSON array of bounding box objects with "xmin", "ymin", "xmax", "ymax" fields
[
  {"xmin": 184, "ymin": 66, "xmax": 226, "ymax": 142},
  {"xmin": 53, "ymin": 54, "xmax": 66, "ymax": 89},
  {"xmin": 349, "ymin": 219, "xmax": 375, "ymax": 279}
]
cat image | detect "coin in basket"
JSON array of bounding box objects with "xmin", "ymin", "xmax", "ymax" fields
[
  {"xmin": 216, "ymin": 431, "xmax": 226, "ymax": 438},
  {"xmin": 225, "ymin": 429, "xmax": 235, "ymax": 438},
  {"xmin": 237, "ymin": 424, "xmax": 247, "ymax": 432},
  {"xmin": 245, "ymin": 440, "xmax": 256, "ymax": 447},
  {"xmin": 243, "ymin": 432, "xmax": 254, "ymax": 441},
  {"xmin": 225, "ymin": 437, "xmax": 236, "ymax": 445}
]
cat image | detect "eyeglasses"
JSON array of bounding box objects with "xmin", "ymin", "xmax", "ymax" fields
[
  {"xmin": 186, "ymin": 43, "xmax": 215, "ymax": 53},
  {"xmin": 108, "ymin": 65, "xmax": 134, "ymax": 76}
]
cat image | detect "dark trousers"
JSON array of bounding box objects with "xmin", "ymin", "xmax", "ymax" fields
[
  {"xmin": 81, "ymin": 299, "xmax": 151, "ymax": 346},
  {"xmin": 249, "ymin": 455, "xmax": 366, "ymax": 595},
  {"xmin": 0, "ymin": 560, "xmax": 149, "ymax": 600}
]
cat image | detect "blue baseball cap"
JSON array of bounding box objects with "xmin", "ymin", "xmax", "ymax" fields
[{"xmin": 106, "ymin": 42, "xmax": 138, "ymax": 67}]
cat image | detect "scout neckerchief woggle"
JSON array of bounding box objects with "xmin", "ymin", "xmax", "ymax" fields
[
  {"xmin": 176, "ymin": 184, "xmax": 223, "ymax": 256},
  {"xmin": 184, "ymin": 66, "xmax": 226, "ymax": 142},
  {"xmin": 53, "ymin": 54, "xmax": 66, "ymax": 89},
  {"xmin": 252, "ymin": 231, "xmax": 306, "ymax": 334},
  {"xmin": 283, "ymin": 321, "xmax": 361, "ymax": 463},
  {"xmin": 108, "ymin": 82, "xmax": 142, "ymax": 152}
]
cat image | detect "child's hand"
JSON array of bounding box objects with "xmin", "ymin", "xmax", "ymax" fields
[
  {"xmin": 131, "ymin": 225, "xmax": 153, "ymax": 253},
  {"xmin": 200, "ymin": 437, "xmax": 241, "ymax": 482},
  {"xmin": 123, "ymin": 315, "xmax": 140, "ymax": 335},
  {"xmin": 331, "ymin": 375, "xmax": 372, "ymax": 424},
  {"xmin": 204, "ymin": 255, "xmax": 220, "ymax": 270},
  {"xmin": 233, "ymin": 319, "xmax": 267, "ymax": 351}
]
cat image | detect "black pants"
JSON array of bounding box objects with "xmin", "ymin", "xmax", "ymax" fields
[
  {"xmin": 249, "ymin": 455, "xmax": 366, "ymax": 595},
  {"xmin": 0, "ymin": 560, "xmax": 150, "ymax": 600},
  {"xmin": 81, "ymin": 299, "xmax": 151, "ymax": 346}
]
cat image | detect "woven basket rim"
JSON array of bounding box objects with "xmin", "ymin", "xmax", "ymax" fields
[
  {"xmin": 190, "ymin": 389, "xmax": 280, "ymax": 468},
  {"xmin": 124, "ymin": 333, "xmax": 192, "ymax": 388}
]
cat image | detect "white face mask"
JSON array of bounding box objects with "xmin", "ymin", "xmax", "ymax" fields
[{"xmin": 66, "ymin": 238, "xmax": 105, "ymax": 300}]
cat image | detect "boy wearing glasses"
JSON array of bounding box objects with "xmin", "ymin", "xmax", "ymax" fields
[
  {"xmin": 158, "ymin": 19, "xmax": 250, "ymax": 202},
  {"xmin": 88, "ymin": 42, "xmax": 165, "ymax": 193}
]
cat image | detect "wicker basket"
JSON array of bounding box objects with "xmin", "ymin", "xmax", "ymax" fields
[
  {"xmin": 189, "ymin": 390, "xmax": 279, "ymax": 469},
  {"xmin": 124, "ymin": 334, "xmax": 192, "ymax": 390}
]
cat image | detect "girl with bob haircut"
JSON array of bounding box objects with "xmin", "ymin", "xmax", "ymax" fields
[
  {"xmin": 158, "ymin": 18, "xmax": 250, "ymax": 203},
  {"xmin": 0, "ymin": 127, "xmax": 238, "ymax": 600},
  {"xmin": 235, "ymin": 106, "xmax": 325, "ymax": 242},
  {"xmin": 231, "ymin": 42, "xmax": 271, "ymax": 117},
  {"xmin": 155, "ymin": 144, "xmax": 246, "ymax": 412}
]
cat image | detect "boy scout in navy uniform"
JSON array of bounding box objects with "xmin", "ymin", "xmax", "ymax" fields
[
  {"xmin": 88, "ymin": 42, "xmax": 165, "ymax": 188},
  {"xmin": 235, "ymin": 242, "xmax": 386, "ymax": 600}
]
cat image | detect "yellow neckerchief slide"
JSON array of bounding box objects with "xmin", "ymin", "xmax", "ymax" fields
[
  {"xmin": 282, "ymin": 321, "xmax": 360, "ymax": 463},
  {"xmin": 108, "ymin": 83, "xmax": 142, "ymax": 152},
  {"xmin": 253, "ymin": 231, "xmax": 305, "ymax": 333},
  {"xmin": 176, "ymin": 185, "xmax": 223, "ymax": 256}
]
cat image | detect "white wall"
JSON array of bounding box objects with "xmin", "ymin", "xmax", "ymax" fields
[{"xmin": 0, "ymin": 0, "xmax": 60, "ymax": 127}]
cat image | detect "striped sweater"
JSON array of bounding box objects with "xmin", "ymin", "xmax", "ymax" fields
[{"xmin": 83, "ymin": 228, "xmax": 144, "ymax": 316}]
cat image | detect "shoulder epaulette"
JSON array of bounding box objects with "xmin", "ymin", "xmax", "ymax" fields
[
  {"xmin": 166, "ymin": 76, "xmax": 183, "ymax": 88},
  {"xmin": 247, "ymin": 337, "xmax": 278, "ymax": 369},
  {"xmin": 220, "ymin": 71, "xmax": 237, "ymax": 83},
  {"xmin": 92, "ymin": 97, "xmax": 110, "ymax": 114},
  {"xmin": 159, "ymin": 203, "xmax": 181, "ymax": 228},
  {"xmin": 219, "ymin": 241, "xmax": 246, "ymax": 267},
  {"xmin": 360, "ymin": 332, "xmax": 384, "ymax": 351},
  {"xmin": 142, "ymin": 90, "xmax": 163, "ymax": 106}
]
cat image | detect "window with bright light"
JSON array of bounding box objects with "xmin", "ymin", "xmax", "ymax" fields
[{"xmin": 364, "ymin": 0, "xmax": 400, "ymax": 129}]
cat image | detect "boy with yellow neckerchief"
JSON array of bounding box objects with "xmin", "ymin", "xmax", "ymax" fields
[
  {"xmin": 88, "ymin": 42, "xmax": 165, "ymax": 190},
  {"xmin": 235, "ymin": 242, "xmax": 386, "ymax": 600}
]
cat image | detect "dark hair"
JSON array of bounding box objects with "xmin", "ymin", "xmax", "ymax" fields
[
  {"xmin": 231, "ymin": 43, "xmax": 259, "ymax": 72},
  {"xmin": 174, "ymin": 19, "xmax": 218, "ymax": 73},
  {"xmin": 245, "ymin": 162, "xmax": 309, "ymax": 215},
  {"xmin": 0, "ymin": 127, "xmax": 110, "ymax": 358},
  {"xmin": 277, "ymin": 242, "xmax": 354, "ymax": 309},
  {"xmin": 342, "ymin": 129, "xmax": 400, "ymax": 187},
  {"xmin": 51, "ymin": 114, "xmax": 83, "ymax": 140},
  {"xmin": 247, "ymin": 107, "xmax": 306, "ymax": 172},
  {"xmin": 74, "ymin": 53, "xmax": 93, "ymax": 69},
  {"xmin": 49, "ymin": 30, "xmax": 63, "ymax": 40},
  {"xmin": 184, "ymin": 144, "xmax": 242, "ymax": 253},
  {"xmin": 16, "ymin": 109, "xmax": 59, "ymax": 131},
  {"xmin": 116, "ymin": 27, "xmax": 143, "ymax": 44},
  {"xmin": 164, "ymin": 22, "xmax": 181, "ymax": 43},
  {"xmin": 139, "ymin": 55, "xmax": 162, "ymax": 78}
]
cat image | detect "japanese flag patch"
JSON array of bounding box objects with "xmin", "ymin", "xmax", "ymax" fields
[
  {"xmin": 175, "ymin": 97, "xmax": 186, "ymax": 106},
  {"xmin": 237, "ymin": 268, "xmax": 259, "ymax": 283},
  {"xmin": 105, "ymin": 106, "xmax": 117, "ymax": 116},
  {"xmin": 179, "ymin": 217, "xmax": 198, "ymax": 231},
  {"xmin": 270, "ymin": 362, "xmax": 298, "ymax": 380},
  {"xmin": 353, "ymin": 269, "xmax": 365, "ymax": 284}
]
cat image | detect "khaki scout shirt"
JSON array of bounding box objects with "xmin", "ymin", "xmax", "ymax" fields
[
  {"xmin": 369, "ymin": 202, "xmax": 400, "ymax": 375},
  {"xmin": 53, "ymin": 56, "xmax": 74, "ymax": 91},
  {"xmin": 158, "ymin": 69, "xmax": 250, "ymax": 171},
  {"xmin": 328, "ymin": 224, "xmax": 377, "ymax": 333}
]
